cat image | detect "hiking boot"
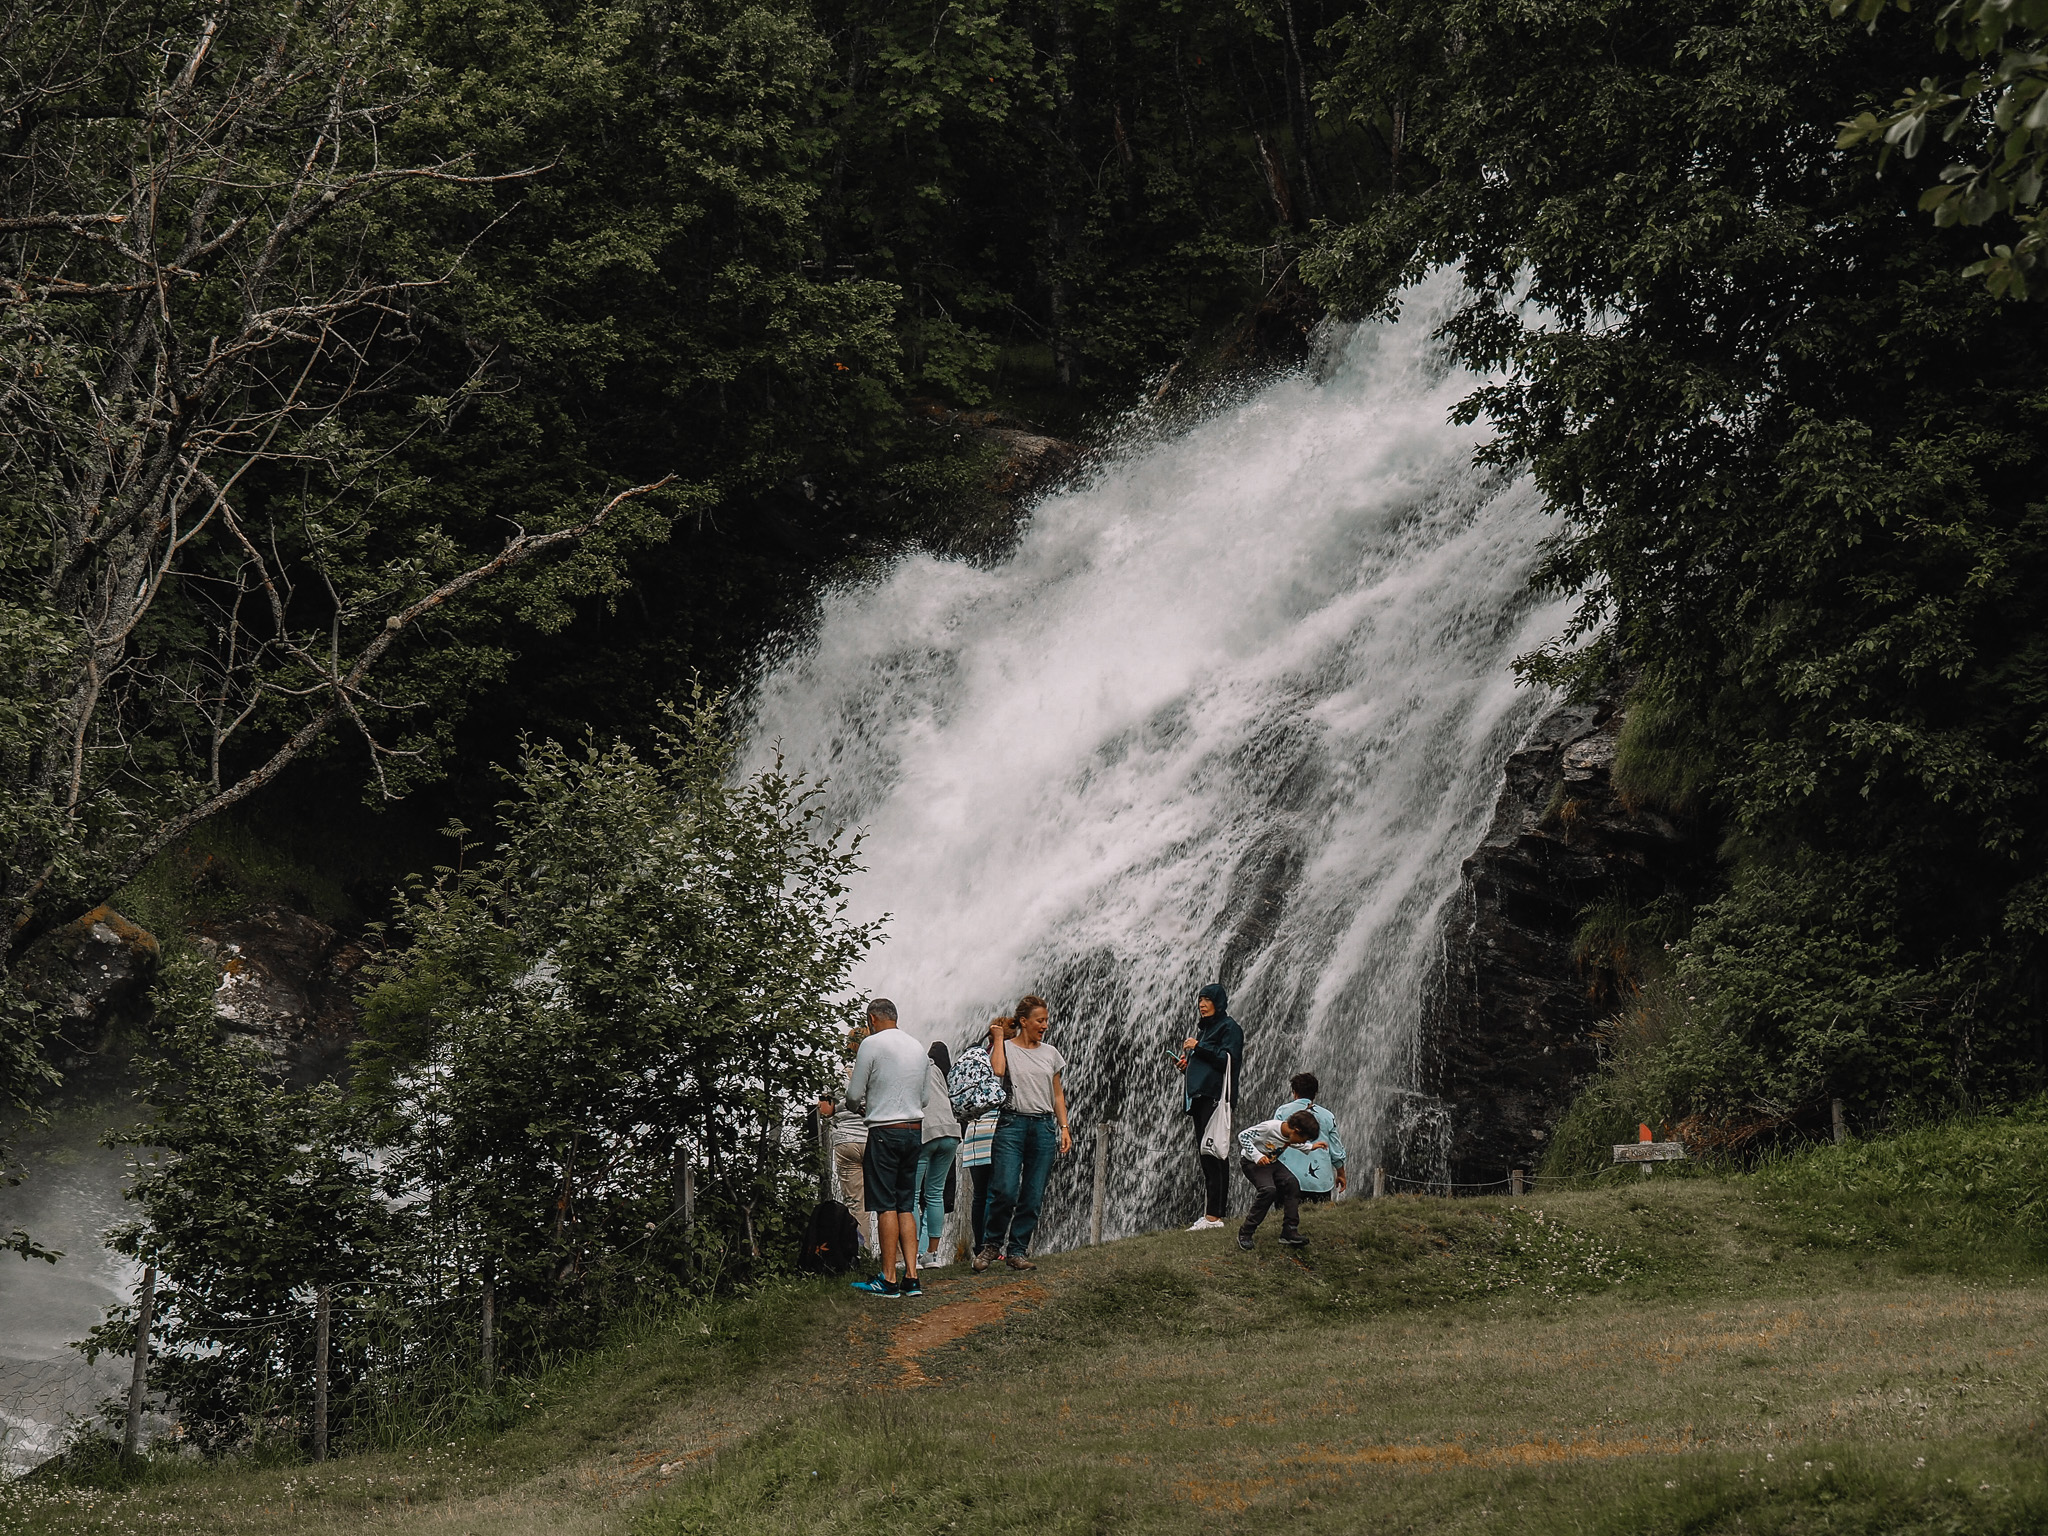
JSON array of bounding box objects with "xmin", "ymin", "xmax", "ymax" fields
[
  {"xmin": 849, "ymin": 1274, "xmax": 901, "ymax": 1297},
  {"xmin": 1237, "ymin": 1236, "xmax": 1256, "ymax": 1250},
  {"xmin": 1003, "ymin": 1254, "xmax": 1037, "ymax": 1270},
  {"xmin": 1280, "ymin": 1233, "xmax": 1309, "ymax": 1248},
  {"xmin": 901, "ymin": 1275, "xmax": 925, "ymax": 1298},
  {"xmin": 971, "ymin": 1245, "xmax": 995, "ymax": 1273}
]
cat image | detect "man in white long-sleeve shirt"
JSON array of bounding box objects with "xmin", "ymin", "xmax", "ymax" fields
[{"xmin": 838, "ymin": 998, "xmax": 930, "ymax": 1297}]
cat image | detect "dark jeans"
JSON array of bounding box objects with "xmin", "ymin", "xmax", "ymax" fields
[
  {"xmin": 969, "ymin": 1162, "xmax": 994, "ymax": 1250},
  {"xmin": 1238, "ymin": 1157, "xmax": 1302, "ymax": 1239},
  {"xmin": 984, "ymin": 1111, "xmax": 1058, "ymax": 1257},
  {"xmin": 1189, "ymin": 1096, "xmax": 1229, "ymax": 1218}
]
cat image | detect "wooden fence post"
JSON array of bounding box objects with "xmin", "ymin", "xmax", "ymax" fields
[
  {"xmin": 1090, "ymin": 1122, "xmax": 1113, "ymax": 1245},
  {"xmin": 1831, "ymin": 1098, "xmax": 1847, "ymax": 1145},
  {"xmin": 312, "ymin": 1286, "xmax": 331, "ymax": 1463},
  {"xmin": 1510, "ymin": 1168, "xmax": 1525, "ymax": 1197},
  {"xmin": 121, "ymin": 1262, "xmax": 156, "ymax": 1460},
  {"xmin": 1372, "ymin": 1165, "xmax": 1386, "ymax": 1200},
  {"xmin": 481, "ymin": 1257, "xmax": 496, "ymax": 1386}
]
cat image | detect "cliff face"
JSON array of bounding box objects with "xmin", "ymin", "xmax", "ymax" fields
[{"xmin": 1435, "ymin": 694, "xmax": 1709, "ymax": 1181}]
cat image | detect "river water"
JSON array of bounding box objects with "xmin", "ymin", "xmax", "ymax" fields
[
  {"xmin": 742, "ymin": 278, "xmax": 1570, "ymax": 1247},
  {"xmin": 0, "ymin": 1113, "xmax": 140, "ymax": 1476}
]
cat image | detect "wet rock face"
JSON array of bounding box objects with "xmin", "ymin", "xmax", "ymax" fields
[
  {"xmin": 1435, "ymin": 694, "xmax": 1708, "ymax": 1182},
  {"xmin": 15, "ymin": 906, "xmax": 162, "ymax": 1048},
  {"xmin": 915, "ymin": 404, "xmax": 1081, "ymax": 501},
  {"xmin": 194, "ymin": 906, "xmax": 368, "ymax": 1076}
]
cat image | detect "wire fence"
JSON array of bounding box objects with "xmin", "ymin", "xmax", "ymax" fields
[
  {"xmin": 1376, "ymin": 1165, "xmax": 1682, "ymax": 1198},
  {"xmin": 0, "ymin": 1354, "xmax": 129, "ymax": 1478}
]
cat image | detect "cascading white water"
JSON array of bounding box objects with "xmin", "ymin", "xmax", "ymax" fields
[
  {"xmin": 0, "ymin": 1125, "xmax": 138, "ymax": 1475},
  {"xmin": 744, "ymin": 278, "xmax": 1572, "ymax": 1248}
]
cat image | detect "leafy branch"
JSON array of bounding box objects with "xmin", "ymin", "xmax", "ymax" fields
[{"xmin": 1835, "ymin": 0, "xmax": 2048, "ymax": 295}]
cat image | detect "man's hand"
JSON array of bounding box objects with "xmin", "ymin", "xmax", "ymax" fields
[
  {"xmin": 818, "ymin": 1099, "xmax": 834, "ymax": 1117},
  {"xmin": 1058, "ymin": 1123, "xmax": 1073, "ymax": 1156},
  {"xmin": 1258, "ymin": 1153, "xmax": 1275, "ymax": 1165}
]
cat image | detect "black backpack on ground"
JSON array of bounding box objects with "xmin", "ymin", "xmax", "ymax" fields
[{"xmin": 798, "ymin": 1198, "xmax": 860, "ymax": 1275}]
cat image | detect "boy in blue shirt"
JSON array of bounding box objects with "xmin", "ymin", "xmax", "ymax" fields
[{"xmin": 1275, "ymin": 1072, "xmax": 1347, "ymax": 1202}]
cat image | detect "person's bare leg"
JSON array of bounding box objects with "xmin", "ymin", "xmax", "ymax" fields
[{"xmin": 878, "ymin": 1211, "xmax": 919, "ymax": 1283}]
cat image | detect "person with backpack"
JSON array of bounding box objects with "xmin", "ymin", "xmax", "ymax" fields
[
  {"xmin": 913, "ymin": 1041, "xmax": 962, "ymax": 1268},
  {"xmin": 950, "ymin": 1017, "xmax": 1011, "ymax": 1254},
  {"xmin": 1273, "ymin": 1071, "xmax": 1347, "ymax": 1203},
  {"xmin": 1178, "ymin": 983, "xmax": 1243, "ymax": 1231}
]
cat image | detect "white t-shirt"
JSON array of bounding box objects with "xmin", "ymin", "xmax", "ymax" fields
[{"xmin": 1002, "ymin": 1041, "xmax": 1067, "ymax": 1115}]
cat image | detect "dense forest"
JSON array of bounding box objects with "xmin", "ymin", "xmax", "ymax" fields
[{"xmin": 4, "ymin": 0, "xmax": 2048, "ymax": 1460}]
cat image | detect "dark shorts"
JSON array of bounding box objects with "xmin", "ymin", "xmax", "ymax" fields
[{"xmin": 862, "ymin": 1124, "xmax": 923, "ymax": 1213}]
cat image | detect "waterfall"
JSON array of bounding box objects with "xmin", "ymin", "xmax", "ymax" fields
[{"xmin": 743, "ymin": 278, "xmax": 1571, "ymax": 1248}]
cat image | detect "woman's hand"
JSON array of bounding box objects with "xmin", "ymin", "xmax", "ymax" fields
[
  {"xmin": 1058, "ymin": 1122, "xmax": 1072, "ymax": 1156},
  {"xmin": 817, "ymin": 1098, "xmax": 834, "ymax": 1117}
]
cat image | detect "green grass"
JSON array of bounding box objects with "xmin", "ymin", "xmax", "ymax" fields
[{"xmin": 10, "ymin": 1109, "xmax": 2048, "ymax": 1535}]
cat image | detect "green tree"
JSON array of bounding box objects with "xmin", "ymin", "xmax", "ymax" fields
[
  {"xmin": 0, "ymin": 0, "xmax": 934, "ymax": 1171},
  {"xmin": 357, "ymin": 692, "xmax": 875, "ymax": 1373}
]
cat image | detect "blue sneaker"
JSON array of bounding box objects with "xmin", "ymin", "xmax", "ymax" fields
[{"xmin": 849, "ymin": 1274, "xmax": 900, "ymax": 1298}]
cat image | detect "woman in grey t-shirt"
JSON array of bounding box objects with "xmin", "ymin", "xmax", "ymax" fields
[{"xmin": 974, "ymin": 994, "xmax": 1071, "ymax": 1271}]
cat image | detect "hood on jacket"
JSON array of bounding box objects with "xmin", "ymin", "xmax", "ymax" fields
[{"xmin": 1198, "ymin": 982, "xmax": 1229, "ymax": 1018}]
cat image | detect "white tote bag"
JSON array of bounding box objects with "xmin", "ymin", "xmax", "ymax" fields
[{"xmin": 1198, "ymin": 1057, "xmax": 1234, "ymax": 1161}]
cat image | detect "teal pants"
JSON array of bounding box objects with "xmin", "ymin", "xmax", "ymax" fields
[{"xmin": 914, "ymin": 1136, "xmax": 961, "ymax": 1250}]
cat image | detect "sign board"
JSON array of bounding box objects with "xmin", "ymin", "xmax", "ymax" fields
[{"xmin": 1612, "ymin": 1141, "xmax": 1687, "ymax": 1163}]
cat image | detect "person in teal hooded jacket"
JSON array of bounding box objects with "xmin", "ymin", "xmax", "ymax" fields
[
  {"xmin": 1274, "ymin": 1071, "xmax": 1347, "ymax": 1201},
  {"xmin": 1178, "ymin": 983, "xmax": 1244, "ymax": 1229}
]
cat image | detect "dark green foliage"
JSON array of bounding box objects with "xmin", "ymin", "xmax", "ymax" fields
[
  {"xmin": 1309, "ymin": 0, "xmax": 2048, "ymax": 1128},
  {"xmin": 1835, "ymin": 0, "xmax": 2048, "ymax": 297}
]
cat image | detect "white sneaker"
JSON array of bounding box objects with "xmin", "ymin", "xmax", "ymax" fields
[
  {"xmin": 921, "ymin": 1250, "xmax": 950, "ymax": 1268},
  {"xmin": 1186, "ymin": 1216, "xmax": 1227, "ymax": 1231}
]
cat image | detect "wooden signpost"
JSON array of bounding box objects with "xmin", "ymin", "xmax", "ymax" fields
[{"xmin": 1613, "ymin": 1124, "xmax": 1687, "ymax": 1176}]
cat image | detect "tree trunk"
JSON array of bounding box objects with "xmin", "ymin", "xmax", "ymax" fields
[{"xmin": 481, "ymin": 1258, "xmax": 496, "ymax": 1386}]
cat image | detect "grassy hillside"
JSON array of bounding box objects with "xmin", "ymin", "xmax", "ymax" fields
[{"xmin": 9, "ymin": 1112, "xmax": 2048, "ymax": 1536}]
